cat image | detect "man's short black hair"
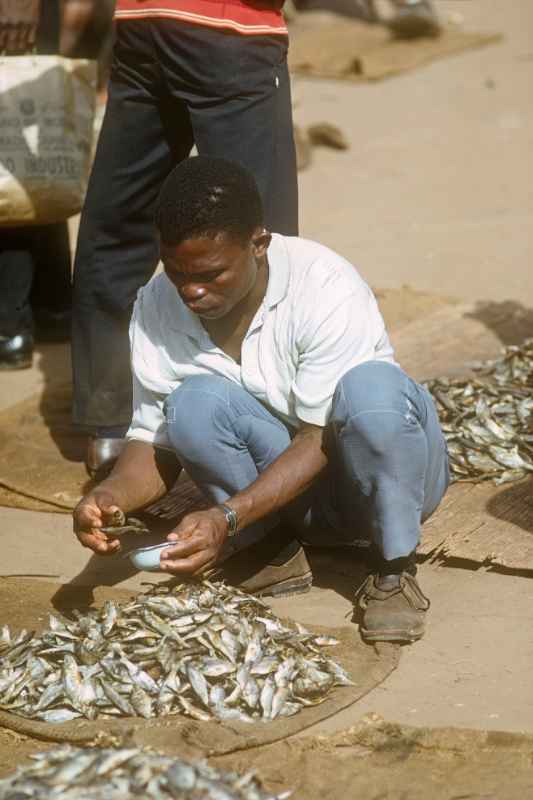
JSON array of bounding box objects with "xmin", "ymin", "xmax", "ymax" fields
[{"xmin": 155, "ymin": 156, "xmax": 264, "ymax": 246}]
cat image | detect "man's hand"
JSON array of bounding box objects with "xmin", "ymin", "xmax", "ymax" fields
[
  {"xmin": 0, "ymin": 0, "xmax": 41, "ymax": 54},
  {"xmin": 73, "ymin": 488, "xmax": 123, "ymax": 556},
  {"xmin": 160, "ymin": 508, "xmax": 228, "ymax": 575},
  {"xmin": 72, "ymin": 440, "xmax": 182, "ymax": 558}
]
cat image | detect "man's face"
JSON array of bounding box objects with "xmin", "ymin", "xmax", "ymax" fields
[{"xmin": 160, "ymin": 229, "xmax": 268, "ymax": 320}]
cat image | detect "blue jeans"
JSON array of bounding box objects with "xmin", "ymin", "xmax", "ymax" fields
[{"xmin": 164, "ymin": 362, "xmax": 449, "ymax": 561}]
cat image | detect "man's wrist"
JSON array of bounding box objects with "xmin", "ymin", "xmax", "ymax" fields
[{"xmin": 217, "ymin": 503, "xmax": 239, "ymax": 536}]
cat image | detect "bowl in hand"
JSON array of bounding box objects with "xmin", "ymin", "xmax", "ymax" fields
[{"xmin": 127, "ymin": 541, "xmax": 173, "ymax": 572}]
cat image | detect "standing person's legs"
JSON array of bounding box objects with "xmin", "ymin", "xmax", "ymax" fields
[
  {"xmin": 31, "ymin": 222, "xmax": 72, "ymax": 341},
  {"xmin": 72, "ymin": 21, "xmax": 194, "ymax": 453},
  {"xmin": 163, "ymin": 375, "xmax": 312, "ymax": 594},
  {"xmin": 156, "ymin": 24, "xmax": 298, "ymax": 235},
  {"xmin": 0, "ymin": 1, "xmax": 73, "ymax": 364},
  {"xmin": 0, "ymin": 230, "xmax": 35, "ymax": 368},
  {"xmin": 324, "ymin": 360, "xmax": 449, "ymax": 642}
]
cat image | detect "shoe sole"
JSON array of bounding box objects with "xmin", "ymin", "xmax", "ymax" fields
[
  {"xmin": 254, "ymin": 572, "xmax": 313, "ymax": 599},
  {"xmin": 360, "ymin": 626, "xmax": 425, "ymax": 643},
  {"xmin": 0, "ymin": 355, "xmax": 32, "ymax": 370}
]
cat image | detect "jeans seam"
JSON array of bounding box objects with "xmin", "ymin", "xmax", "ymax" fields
[
  {"xmin": 166, "ymin": 386, "xmax": 289, "ymax": 435},
  {"xmin": 340, "ymin": 409, "xmax": 411, "ymax": 424},
  {"xmin": 168, "ymin": 385, "xmax": 231, "ymax": 407}
]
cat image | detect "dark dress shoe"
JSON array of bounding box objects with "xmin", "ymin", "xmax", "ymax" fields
[
  {"xmin": 86, "ymin": 437, "xmax": 127, "ymax": 480},
  {"xmin": 0, "ymin": 330, "xmax": 34, "ymax": 370}
]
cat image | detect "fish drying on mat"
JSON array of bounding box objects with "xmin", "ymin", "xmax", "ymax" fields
[
  {"xmin": 426, "ymin": 338, "xmax": 533, "ymax": 485},
  {"xmin": 0, "ymin": 578, "xmax": 352, "ymax": 724},
  {"xmin": 0, "ymin": 745, "xmax": 291, "ymax": 799}
]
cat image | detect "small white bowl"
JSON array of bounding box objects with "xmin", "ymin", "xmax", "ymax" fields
[{"xmin": 128, "ymin": 542, "xmax": 173, "ymax": 572}]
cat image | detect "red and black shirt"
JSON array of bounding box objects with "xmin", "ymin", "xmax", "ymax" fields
[{"xmin": 114, "ymin": 0, "xmax": 288, "ymax": 36}]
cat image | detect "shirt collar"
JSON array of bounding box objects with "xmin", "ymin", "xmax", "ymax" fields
[{"xmin": 264, "ymin": 233, "xmax": 290, "ymax": 309}]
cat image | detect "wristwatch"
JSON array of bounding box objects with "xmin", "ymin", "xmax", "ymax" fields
[{"xmin": 219, "ymin": 503, "xmax": 238, "ymax": 536}]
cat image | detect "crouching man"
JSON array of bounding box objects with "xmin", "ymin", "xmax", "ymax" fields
[{"xmin": 73, "ymin": 157, "xmax": 449, "ymax": 644}]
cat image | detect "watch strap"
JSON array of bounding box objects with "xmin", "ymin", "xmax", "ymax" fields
[{"xmin": 219, "ymin": 503, "xmax": 238, "ymax": 536}]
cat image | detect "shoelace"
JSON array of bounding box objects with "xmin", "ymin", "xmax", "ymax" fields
[{"xmin": 354, "ymin": 572, "xmax": 430, "ymax": 611}]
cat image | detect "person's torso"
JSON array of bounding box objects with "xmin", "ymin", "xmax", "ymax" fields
[
  {"xmin": 132, "ymin": 235, "xmax": 396, "ymax": 429},
  {"xmin": 114, "ymin": 0, "xmax": 288, "ymax": 37}
]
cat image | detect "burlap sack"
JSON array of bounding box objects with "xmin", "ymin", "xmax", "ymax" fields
[{"xmin": 0, "ymin": 55, "xmax": 96, "ymax": 225}]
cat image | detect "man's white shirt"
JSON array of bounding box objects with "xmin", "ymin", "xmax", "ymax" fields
[{"xmin": 127, "ymin": 234, "xmax": 396, "ymax": 447}]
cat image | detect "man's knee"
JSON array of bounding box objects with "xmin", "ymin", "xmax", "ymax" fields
[
  {"xmin": 164, "ymin": 375, "xmax": 232, "ymax": 456},
  {"xmin": 334, "ymin": 361, "xmax": 405, "ymax": 414},
  {"xmin": 331, "ymin": 361, "xmax": 411, "ymax": 458},
  {"xmin": 165, "ymin": 375, "xmax": 230, "ymax": 421}
]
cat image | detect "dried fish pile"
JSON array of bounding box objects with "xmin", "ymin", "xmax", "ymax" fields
[
  {"xmin": 0, "ymin": 746, "xmax": 290, "ymax": 800},
  {"xmin": 0, "ymin": 579, "xmax": 351, "ymax": 725},
  {"xmin": 426, "ymin": 339, "xmax": 533, "ymax": 484}
]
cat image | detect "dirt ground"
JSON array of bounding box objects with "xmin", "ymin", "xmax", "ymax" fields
[
  {"xmin": 0, "ymin": 573, "xmax": 532, "ymax": 798},
  {"xmin": 2, "ymin": 721, "xmax": 533, "ymax": 799},
  {"xmin": 294, "ymin": 0, "xmax": 533, "ymax": 304},
  {"xmin": 0, "ymin": 1, "xmax": 532, "ymax": 796}
]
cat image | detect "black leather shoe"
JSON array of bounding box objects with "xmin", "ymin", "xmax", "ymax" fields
[
  {"xmin": 86, "ymin": 437, "xmax": 127, "ymax": 480},
  {"xmin": 0, "ymin": 331, "xmax": 34, "ymax": 370}
]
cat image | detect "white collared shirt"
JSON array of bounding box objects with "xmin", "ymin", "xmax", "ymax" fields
[{"xmin": 127, "ymin": 234, "xmax": 396, "ymax": 447}]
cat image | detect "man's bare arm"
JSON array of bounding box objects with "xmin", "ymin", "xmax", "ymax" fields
[
  {"xmin": 73, "ymin": 440, "xmax": 181, "ymax": 555},
  {"xmin": 97, "ymin": 439, "xmax": 180, "ymax": 512},
  {"xmin": 161, "ymin": 424, "xmax": 327, "ymax": 574},
  {"xmin": 229, "ymin": 423, "xmax": 327, "ymax": 529},
  {"xmin": 60, "ymin": 0, "xmax": 108, "ymax": 57}
]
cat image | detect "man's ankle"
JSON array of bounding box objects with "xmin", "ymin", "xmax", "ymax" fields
[{"xmin": 375, "ymin": 551, "xmax": 417, "ymax": 578}]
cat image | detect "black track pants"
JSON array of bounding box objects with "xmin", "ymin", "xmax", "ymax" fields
[{"xmin": 72, "ymin": 19, "xmax": 298, "ymax": 432}]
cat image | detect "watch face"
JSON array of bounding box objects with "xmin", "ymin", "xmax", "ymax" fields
[
  {"xmin": 226, "ymin": 512, "xmax": 236, "ymax": 535},
  {"xmin": 221, "ymin": 504, "xmax": 238, "ymax": 535}
]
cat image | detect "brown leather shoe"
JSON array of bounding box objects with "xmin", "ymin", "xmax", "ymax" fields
[
  {"xmin": 86, "ymin": 437, "xmax": 126, "ymax": 480},
  {"xmin": 217, "ymin": 535, "xmax": 313, "ymax": 598},
  {"xmin": 355, "ymin": 572, "xmax": 430, "ymax": 643}
]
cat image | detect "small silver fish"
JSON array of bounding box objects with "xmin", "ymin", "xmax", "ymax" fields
[
  {"xmin": 165, "ymin": 762, "xmax": 197, "ymax": 792},
  {"xmin": 186, "ymin": 663, "xmax": 209, "ymax": 707},
  {"xmin": 130, "ymin": 686, "xmax": 153, "ymax": 719},
  {"xmin": 0, "ymin": 576, "xmax": 348, "ymax": 727},
  {"xmin": 99, "ymin": 679, "xmax": 134, "ymax": 716}
]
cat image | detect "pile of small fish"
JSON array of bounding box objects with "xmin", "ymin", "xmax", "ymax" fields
[
  {"xmin": 0, "ymin": 746, "xmax": 291, "ymax": 800},
  {"xmin": 426, "ymin": 339, "xmax": 533, "ymax": 484},
  {"xmin": 0, "ymin": 578, "xmax": 351, "ymax": 725}
]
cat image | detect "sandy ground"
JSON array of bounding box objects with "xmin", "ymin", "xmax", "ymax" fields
[
  {"xmin": 1, "ymin": 504, "xmax": 532, "ymax": 734},
  {"xmin": 294, "ymin": 0, "xmax": 533, "ymax": 303},
  {"xmin": 1, "ymin": 0, "xmax": 532, "ymax": 794}
]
